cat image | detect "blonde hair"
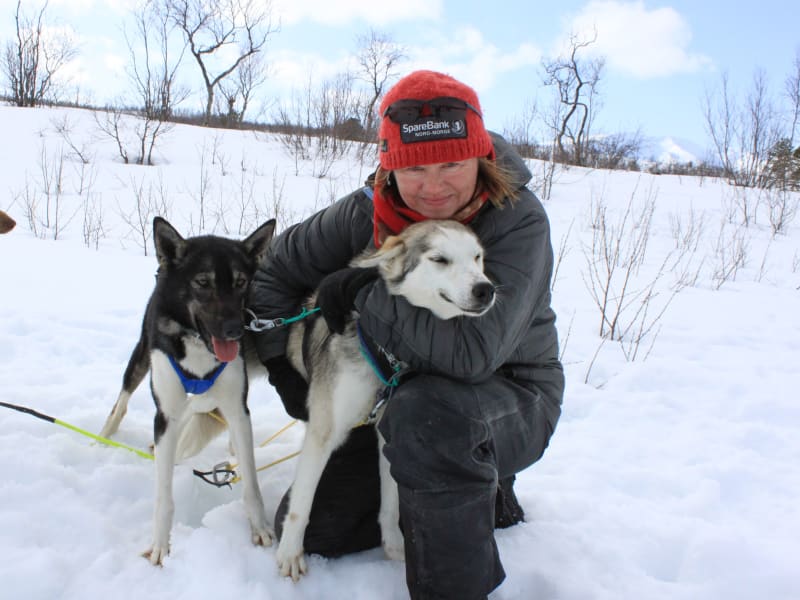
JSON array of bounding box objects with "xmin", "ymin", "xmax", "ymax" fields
[{"xmin": 374, "ymin": 157, "xmax": 519, "ymax": 210}]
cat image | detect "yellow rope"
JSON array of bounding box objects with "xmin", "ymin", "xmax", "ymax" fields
[
  {"xmin": 224, "ymin": 419, "xmax": 300, "ymax": 479},
  {"xmin": 229, "ymin": 450, "xmax": 302, "ymax": 484},
  {"xmin": 258, "ymin": 419, "xmax": 298, "ymax": 447},
  {"xmin": 207, "ymin": 410, "xmax": 227, "ymax": 427}
]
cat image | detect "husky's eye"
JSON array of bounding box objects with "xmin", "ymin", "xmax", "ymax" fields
[
  {"xmin": 234, "ymin": 275, "xmax": 248, "ymax": 289},
  {"xmin": 430, "ymin": 255, "xmax": 450, "ymax": 266},
  {"xmin": 474, "ymin": 253, "xmax": 482, "ymax": 263},
  {"xmin": 193, "ymin": 276, "xmax": 211, "ymax": 289}
]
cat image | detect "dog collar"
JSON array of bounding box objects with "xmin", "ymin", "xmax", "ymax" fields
[
  {"xmin": 168, "ymin": 355, "xmax": 227, "ymax": 395},
  {"xmin": 356, "ymin": 323, "xmax": 407, "ymax": 387}
]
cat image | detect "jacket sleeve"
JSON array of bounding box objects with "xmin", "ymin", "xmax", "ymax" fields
[
  {"xmin": 248, "ymin": 190, "xmax": 374, "ymax": 362},
  {"xmin": 354, "ymin": 189, "xmax": 555, "ymax": 383}
]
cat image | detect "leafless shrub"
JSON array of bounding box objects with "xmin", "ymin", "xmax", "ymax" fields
[
  {"xmin": 119, "ymin": 175, "xmax": 172, "ymax": 255},
  {"xmin": 94, "ymin": 105, "xmax": 171, "ymax": 166},
  {"xmin": 581, "ymin": 181, "xmax": 683, "ymax": 361},
  {"xmin": 231, "ymin": 155, "xmax": 259, "ymax": 235},
  {"xmin": 582, "ymin": 184, "xmax": 653, "ymax": 340},
  {"xmin": 583, "ymin": 336, "xmax": 607, "ymax": 385},
  {"xmin": 586, "ymin": 131, "xmax": 643, "ymax": 170},
  {"xmin": 756, "ymin": 237, "xmax": 773, "ymax": 283},
  {"xmin": 3, "ymin": 0, "xmax": 78, "ymax": 107},
  {"xmin": 503, "ymin": 97, "xmax": 540, "ymax": 160},
  {"xmin": 210, "ymin": 133, "xmax": 230, "ymax": 176},
  {"xmin": 82, "ymin": 192, "xmax": 105, "ymax": 250},
  {"xmin": 668, "ymin": 206, "xmax": 706, "ymax": 288},
  {"xmin": 703, "ymin": 69, "xmax": 782, "ymax": 188},
  {"xmin": 217, "ymin": 51, "xmax": 269, "ymax": 127},
  {"xmin": 711, "ymin": 221, "xmax": 749, "ymax": 289},
  {"xmin": 551, "ymin": 218, "xmax": 574, "ymax": 292},
  {"xmin": 38, "ymin": 144, "xmax": 70, "ymax": 238},
  {"xmin": 17, "ymin": 144, "xmax": 80, "ymax": 240},
  {"xmin": 765, "ymin": 188, "xmax": 800, "ymax": 236},
  {"xmin": 73, "ymin": 159, "xmax": 97, "ymax": 197},
  {"xmin": 274, "ymin": 72, "xmax": 365, "ymax": 178},
  {"xmin": 191, "ymin": 144, "xmax": 214, "ymax": 233},
  {"xmin": 558, "ymin": 309, "xmax": 575, "ymax": 363},
  {"xmin": 51, "ymin": 114, "xmax": 92, "ymax": 164},
  {"xmin": 669, "ymin": 205, "xmax": 706, "ymax": 252},
  {"xmin": 17, "ymin": 179, "xmax": 41, "ymax": 237},
  {"xmin": 94, "ymin": 109, "xmax": 130, "ymax": 164},
  {"xmin": 266, "ymin": 166, "xmax": 295, "ymax": 231}
]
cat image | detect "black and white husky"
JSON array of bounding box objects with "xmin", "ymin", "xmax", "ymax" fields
[
  {"xmin": 276, "ymin": 220, "xmax": 496, "ymax": 580},
  {"xmin": 99, "ymin": 217, "xmax": 276, "ymax": 566}
]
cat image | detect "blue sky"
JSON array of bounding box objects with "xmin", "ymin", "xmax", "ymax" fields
[{"xmin": 2, "ymin": 0, "xmax": 798, "ymax": 154}]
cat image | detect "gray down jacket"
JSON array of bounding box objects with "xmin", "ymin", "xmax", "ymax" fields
[{"xmin": 249, "ymin": 134, "xmax": 564, "ymax": 424}]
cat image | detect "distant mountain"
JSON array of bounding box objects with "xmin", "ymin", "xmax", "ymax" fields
[{"xmin": 641, "ymin": 136, "xmax": 707, "ymax": 166}]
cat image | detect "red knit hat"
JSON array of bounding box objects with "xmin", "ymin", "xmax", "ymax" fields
[{"xmin": 378, "ymin": 70, "xmax": 494, "ymax": 170}]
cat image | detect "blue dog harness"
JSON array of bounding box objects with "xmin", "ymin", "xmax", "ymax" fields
[{"xmin": 168, "ymin": 355, "xmax": 228, "ymax": 395}]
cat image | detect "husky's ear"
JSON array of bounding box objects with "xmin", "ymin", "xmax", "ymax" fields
[
  {"xmin": 153, "ymin": 217, "xmax": 186, "ymax": 268},
  {"xmin": 355, "ymin": 235, "xmax": 406, "ymax": 279},
  {"xmin": 243, "ymin": 219, "xmax": 275, "ymax": 266}
]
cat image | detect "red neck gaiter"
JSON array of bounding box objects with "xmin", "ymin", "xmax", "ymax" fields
[{"xmin": 372, "ymin": 187, "xmax": 488, "ymax": 247}]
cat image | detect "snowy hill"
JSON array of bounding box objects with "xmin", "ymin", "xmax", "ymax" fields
[
  {"xmin": 1, "ymin": 105, "xmax": 799, "ymax": 600},
  {"xmin": 641, "ymin": 135, "xmax": 707, "ymax": 165}
]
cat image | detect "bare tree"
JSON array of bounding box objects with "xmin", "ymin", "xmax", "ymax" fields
[
  {"xmin": 503, "ymin": 96, "xmax": 541, "ymax": 159},
  {"xmin": 165, "ymin": 0, "xmax": 277, "ymax": 125},
  {"xmin": 703, "ymin": 69, "xmax": 782, "ymax": 187},
  {"xmin": 587, "ymin": 130, "xmax": 643, "ymax": 170},
  {"xmin": 109, "ymin": 0, "xmax": 190, "ymax": 165},
  {"xmin": 542, "ymin": 31, "xmax": 605, "ymax": 166},
  {"xmin": 785, "ymin": 48, "xmax": 800, "ymax": 146},
  {"xmin": 128, "ymin": 0, "xmax": 189, "ymax": 122},
  {"xmin": 3, "ymin": 0, "xmax": 77, "ymax": 107},
  {"xmin": 218, "ymin": 51, "xmax": 269, "ymax": 126},
  {"xmin": 354, "ymin": 29, "xmax": 406, "ymax": 139},
  {"xmin": 703, "ymin": 71, "xmax": 736, "ymax": 181},
  {"xmin": 274, "ymin": 72, "xmax": 363, "ymax": 177}
]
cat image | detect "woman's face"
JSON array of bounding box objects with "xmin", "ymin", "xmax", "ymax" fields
[{"xmin": 392, "ymin": 158, "xmax": 480, "ymax": 219}]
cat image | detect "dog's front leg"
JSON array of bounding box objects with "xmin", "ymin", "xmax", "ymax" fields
[
  {"xmin": 221, "ymin": 395, "xmax": 274, "ymax": 548},
  {"xmin": 276, "ymin": 410, "xmax": 347, "ymax": 582},
  {"xmin": 144, "ymin": 408, "xmax": 180, "ymax": 566},
  {"xmin": 377, "ymin": 431, "xmax": 404, "ymax": 561}
]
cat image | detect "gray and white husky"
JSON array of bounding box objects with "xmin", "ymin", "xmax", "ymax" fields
[
  {"xmin": 276, "ymin": 219, "xmax": 496, "ymax": 581},
  {"xmin": 99, "ymin": 217, "xmax": 276, "ymax": 566}
]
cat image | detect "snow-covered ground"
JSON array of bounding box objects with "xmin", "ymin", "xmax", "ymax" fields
[{"xmin": 1, "ymin": 105, "xmax": 798, "ymax": 599}]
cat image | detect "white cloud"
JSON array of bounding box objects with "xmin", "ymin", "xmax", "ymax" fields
[
  {"xmin": 560, "ymin": 0, "xmax": 713, "ymax": 78},
  {"xmin": 48, "ymin": 0, "xmax": 138, "ymax": 16},
  {"xmin": 265, "ymin": 49, "xmax": 353, "ymax": 93},
  {"xmin": 272, "ymin": 0, "xmax": 443, "ymax": 26},
  {"xmin": 404, "ymin": 26, "xmax": 542, "ymax": 94}
]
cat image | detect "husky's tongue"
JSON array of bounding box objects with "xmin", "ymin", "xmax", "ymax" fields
[{"xmin": 212, "ymin": 337, "xmax": 240, "ymax": 363}]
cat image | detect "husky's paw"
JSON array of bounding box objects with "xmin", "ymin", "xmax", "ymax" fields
[
  {"xmin": 380, "ymin": 517, "xmax": 405, "ymax": 561},
  {"xmin": 275, "ymin": 541, "xmax": 307, "ymax": 582},
  {"xmin": 142, "ymin": 544, "xmax": 169, "ymax": 566},
  {"xmin": 251, "ymin": 523, "xmax": 275, "ymax": 547},
  {"xmin": 382, "ymin": 531, "xmax": 405, "ymax": 562}
]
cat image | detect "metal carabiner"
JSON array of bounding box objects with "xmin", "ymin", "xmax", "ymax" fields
[
  {"xmin": 192, "ymin": 461, "xmax": 237, "ymax": 489},
  {"xmin": 243, "ymin": 308, "xmax": 282, "ymax": 332}
]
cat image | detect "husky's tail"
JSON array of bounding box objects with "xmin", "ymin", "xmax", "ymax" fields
[{"xmin": 176, "ymin": 410, "xmax": 228, "ymax": 460}]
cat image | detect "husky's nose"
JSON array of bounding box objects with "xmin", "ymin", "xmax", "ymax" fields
[
  {"xmin": 221, "ymin": 319, "xmax": 244, "ymax": 340},
  {"xmin": 472, "ymin": 282, "xmax": 495, "ymax": 306}
]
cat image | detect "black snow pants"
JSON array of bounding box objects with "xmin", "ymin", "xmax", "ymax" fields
[{"xmin": 274, "ymin": 370, "xmax": 562, "ymax": 600}]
